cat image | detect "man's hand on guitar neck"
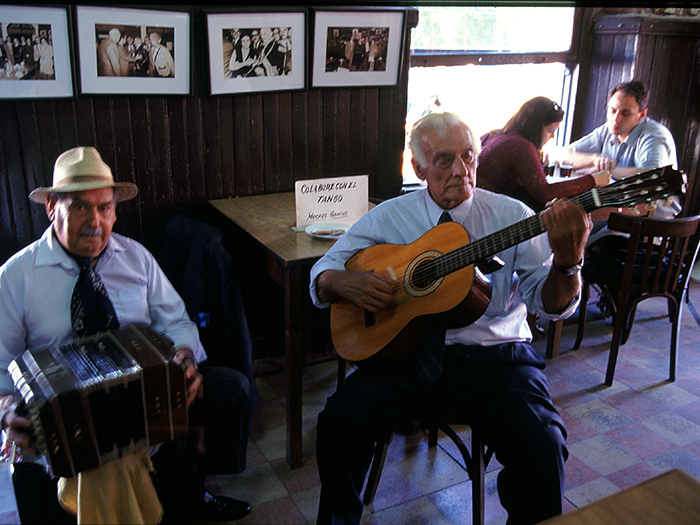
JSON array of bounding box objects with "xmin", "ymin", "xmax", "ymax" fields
[
  {"xmin": 540, "ymin": 198, "xmax": 592, "ymax": 314},
  {"xmin": 542, "ymin": 198, "xmax": 591, "ymax": 264},
  {"xmin": 317, "ymin": 269, "xmax": 394, "ymax": 312}
]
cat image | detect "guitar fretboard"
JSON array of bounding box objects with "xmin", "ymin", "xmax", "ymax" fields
[{"xmin": 428, "ymin": 166, "xmax": 680, "ymax": 281}]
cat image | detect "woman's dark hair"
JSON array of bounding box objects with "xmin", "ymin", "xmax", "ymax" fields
[{"xmin": 487, "ymin": 96, "xmax": 565, "ymax": 151}]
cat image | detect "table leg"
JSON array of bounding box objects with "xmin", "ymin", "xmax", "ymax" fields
[{"xmin": 284, "ymin": 265, "xmax": 304, "ymax": 469}]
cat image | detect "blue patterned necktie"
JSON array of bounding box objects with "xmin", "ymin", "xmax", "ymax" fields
[{"xmin": 70, "ymin": 257, "xmax": 120, "ymax": 338}]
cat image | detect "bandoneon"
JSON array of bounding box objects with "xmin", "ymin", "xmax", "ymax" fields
[{"xmin": 9, "ymin": 324, "xmax": 188, "ymax": 478}]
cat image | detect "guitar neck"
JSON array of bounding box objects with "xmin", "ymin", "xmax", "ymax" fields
[
  {"xmin": 433, "ymin": 165, "xmax": 683, "ymax": 280},
  {"xmin": 435, "ymin": 188, "xmax": 605, "ymax": 278}
]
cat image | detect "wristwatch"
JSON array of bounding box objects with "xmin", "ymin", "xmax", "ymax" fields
[{"xmin": 552, "ymin": 258, "xmax": 583, "ymax": 276}]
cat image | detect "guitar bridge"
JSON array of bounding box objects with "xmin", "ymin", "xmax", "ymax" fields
[{"xmin": 365, "ymin": 311, "xmax": 375, "ymax": 328}]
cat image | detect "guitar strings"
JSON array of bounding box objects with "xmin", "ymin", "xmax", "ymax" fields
[
  {"xmin": 391, "ymin": 215, "xmax": 544, "ymax": 294},
  {"xmin": 388, "ymin": 172, "xmax": 671, "ymax": 295}
]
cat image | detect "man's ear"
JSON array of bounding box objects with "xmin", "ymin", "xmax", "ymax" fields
[
  {"xmin": 412, "ymin": 159, "xmax": 426, "ymax": 181},
  {"xmin": 640, "ymin": 108, "xmax": 648, "ymax": 120},
  {"xmin": 45, "ymin": 196, "xmax": 57, "ymax": 221}
]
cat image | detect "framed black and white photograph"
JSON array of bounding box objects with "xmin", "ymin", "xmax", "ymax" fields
[
  {"xmin": 311, "ymin": 9, "xmax": 404, "ymax": 88},
  {"xmin": 75, "ymin": 6, "xmax": 190, "ymax": 96},
  {"xmin": 0, "ymin": 5, "xmax": 73, "ymax": 99},
  {"xmin": 206, "ymin": 10, "xmax": 305, "ymax": 96}
]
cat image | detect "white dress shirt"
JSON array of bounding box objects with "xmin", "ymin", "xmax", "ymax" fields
[{"xmin": 309, "ymin": 187, "xmax": 579, "ymax": 348}]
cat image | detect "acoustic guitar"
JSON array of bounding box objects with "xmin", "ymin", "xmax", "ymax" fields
[{"xmin": 330, "ymin": 166, "xmax": 686, "ymax": 362}]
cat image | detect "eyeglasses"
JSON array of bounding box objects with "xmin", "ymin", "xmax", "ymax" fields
[{"xmin": 552, "ymin": 101, "xmax": 562, "ymax": 112}]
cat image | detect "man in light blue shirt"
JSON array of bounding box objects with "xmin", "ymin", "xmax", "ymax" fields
[
  {"xmin": 311, "ymin": 112, "xmax": 592, "ymax": 525},
  {"xmin": 567, "ymin": 80, "xmax": 680, "ymax": 218}
]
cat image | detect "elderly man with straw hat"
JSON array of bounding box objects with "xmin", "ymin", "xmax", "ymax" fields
[{"xmin": 0, "ymin": 146, "xmax": 252, "ymax": 523}]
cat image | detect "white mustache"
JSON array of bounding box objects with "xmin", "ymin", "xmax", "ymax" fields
[{"xmin": 79, "ymin": 228, "xmax": 103, "ymax": 237}]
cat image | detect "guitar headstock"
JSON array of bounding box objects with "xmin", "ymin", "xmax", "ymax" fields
[{"xmin": 593, "ymin": 166, "xmax": 686, "ymax": 210}]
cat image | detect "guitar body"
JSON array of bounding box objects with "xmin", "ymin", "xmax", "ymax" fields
[{"xmin": 331, "ymin": 222, "xmax": 491, "ymax": 362}]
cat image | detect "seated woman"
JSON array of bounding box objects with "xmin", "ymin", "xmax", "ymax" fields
[
  {"xmin": 477, "ymin": 96, "xmax": 611, "ymax": 212},
  {"xmin": 228, "ymin": 32, "xmax": 257, "ymax": 78}
]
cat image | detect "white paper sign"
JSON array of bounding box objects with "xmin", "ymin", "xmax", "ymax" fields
[{"xmin": 295, "ymin": 175, "xmax": 369, "ymax": 228}]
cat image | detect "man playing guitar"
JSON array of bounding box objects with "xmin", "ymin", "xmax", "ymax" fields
[{"xmin": 310, "ymin": 112, "xmax": 592, "ymax": 525}]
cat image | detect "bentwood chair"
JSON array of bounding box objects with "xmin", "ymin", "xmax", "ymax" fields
[
  {"xmin": 336, "ymin": 359, "xmax": 494, "ymax": 525},
  {"xmin": 573, "ymin": 212, "xmax": 700, "ymax": 386}
]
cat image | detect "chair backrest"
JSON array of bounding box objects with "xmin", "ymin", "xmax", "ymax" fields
[{"xmin": 607, "ymin": 212, "xmax": 700, "ymax": 297}]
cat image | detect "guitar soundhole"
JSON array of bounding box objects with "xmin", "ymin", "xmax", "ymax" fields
[{"xmin": 405, "ymin": 251, "xmax": 444, "ymax": 297}]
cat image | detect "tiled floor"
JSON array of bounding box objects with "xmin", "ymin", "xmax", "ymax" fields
[{"xmin": 206, "ymin": 279, "xmax": 700, "ymax": 524}]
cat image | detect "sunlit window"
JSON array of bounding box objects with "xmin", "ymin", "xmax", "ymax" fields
[
  {"xmin": 410, "ymin": 6, "xmax": 575, "ymax": 53},
  {"xmin": 404, "ymin": 6, "xmax": 577, "ymax": 186}
]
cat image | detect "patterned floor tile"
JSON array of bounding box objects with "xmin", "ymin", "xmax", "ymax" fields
[
  {"xmin": 566, "ymin": 399, "xmax": 633, "ymax": 433},
  {"xmin": 641, "ymin": 411, "xmax": 700, "ymax": 447},
  {"xmin": 567, "ymin": 434, "xmax": 640, "ymax": 476}
]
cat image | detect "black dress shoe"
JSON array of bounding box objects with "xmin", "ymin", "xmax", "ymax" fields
[{"xmin": 200, "ymin": 492, "xmax": 251, "ymax": 521}]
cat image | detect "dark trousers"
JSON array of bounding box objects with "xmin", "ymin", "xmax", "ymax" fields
[
  {"xmin": 151, "ymin": 363, "xmax": 251, "ymax": 518},
  {"xmin": 316, "ymin": 343, "xmax": 568, "ymax": 525}
]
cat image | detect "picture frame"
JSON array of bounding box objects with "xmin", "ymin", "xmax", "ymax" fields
[
  {"xmin": 206, "ymin": 10, "xmax": 305, "ymax": 96},
  {"xmin": 0, "ymin": 5, "xmax": 74, "ymax": 99},
  {"xmin": 75, "ymin": 5, "xmax": 190, "ymax": 96},
  {"xmin": 311, "ymin": 9, "xmax": 405, "ymax": 89}
]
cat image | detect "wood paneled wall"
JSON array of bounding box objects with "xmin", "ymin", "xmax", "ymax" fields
[
  {"xmin": 0, "ymin": 6, "xmax": 417, "ymax": 264},
  {"xmin": 572, "ymin": 14, "xmax": 700, "ymax": 214}
]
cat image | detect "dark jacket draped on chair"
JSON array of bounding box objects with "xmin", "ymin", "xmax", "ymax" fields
[{"xmin": 160, "ymin": 214, "xmax": 259, "ymax": 408}]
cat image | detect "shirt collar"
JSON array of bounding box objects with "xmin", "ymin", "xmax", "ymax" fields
[
  {"xmin": 625, "ymin": 116, "xmax": 648, "ymax": 144},
  {"xmin": 422, "ymin": 188, "xmax": 473, "ymax": 225},
  {"xmin": 34, "ymin": 226, "xmax": 122, "ymax": 270},
  {"xmin": 35, "ymin": 227, "xmax": 74, "ymax": 270}
]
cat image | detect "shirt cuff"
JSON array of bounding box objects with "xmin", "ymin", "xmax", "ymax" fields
[{"xmin": 541, "ymin": 290, "xmax": 581, "ymax": 321}]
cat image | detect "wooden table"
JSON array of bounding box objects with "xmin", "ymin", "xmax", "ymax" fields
[
  {"xmin": 540, "ymin": 469, "xmax": 700, "ymax": 524},
  {"xmin": 209, "ymin": 192, "xmax": 346, "ymax": 468}
]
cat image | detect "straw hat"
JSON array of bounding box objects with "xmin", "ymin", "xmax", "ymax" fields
[{"xmin": 28, "ymin": 146, "xmax": 138, "ymax": 204}]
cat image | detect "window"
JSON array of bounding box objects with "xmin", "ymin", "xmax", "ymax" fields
[{"xmin": 404, "ymin": 6, "xmax": 579, "ymax": 185}]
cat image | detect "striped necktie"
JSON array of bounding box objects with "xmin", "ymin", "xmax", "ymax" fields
[{"xmin": 70, "ymin": 257, "xmax": 120, "ymax": 338}]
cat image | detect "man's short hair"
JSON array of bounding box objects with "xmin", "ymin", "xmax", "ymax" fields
[
  {"xmin": 408, "ymin": 112, "xmax": 479, "ymax": 170},
  {"xmin": 610, "ymin": 80, "xmax": 649, "ymax": 111}
]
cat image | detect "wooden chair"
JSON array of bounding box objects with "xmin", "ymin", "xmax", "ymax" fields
[
  {"xmin": 336, "ymin": 359, "xmax": 494, "ymax": 525},
  {"xmin": 546, "ymin": 319, "xmax": 563, "ymax": 359},
  {"xmin": 572, "ymin": 212, "xmax": 700, "ymax": 385},
  {"xmin": 364, "ymin": 420, "xmax": 493, "ymax": 525}
]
